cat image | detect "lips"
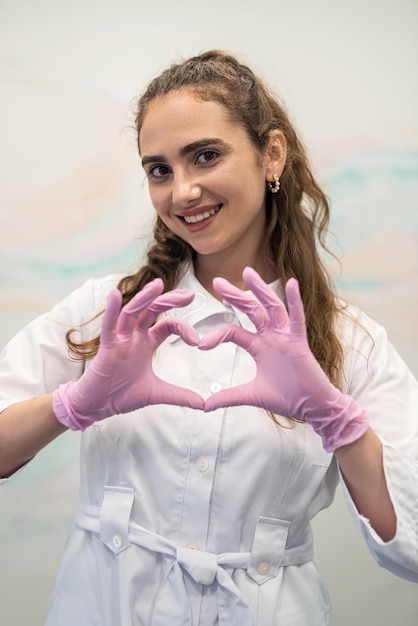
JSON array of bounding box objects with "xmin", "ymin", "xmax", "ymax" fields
[{"xmin": 180, "ymin": 204, "xmax": 222, "ymax": 224}]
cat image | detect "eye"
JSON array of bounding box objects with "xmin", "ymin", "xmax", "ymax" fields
[
  {"xmin": 147, "ymin": 164, "xmax": 171, "ymax": 181},
  {"xmin": 196, "ymin": 150, "xmax": 220, "ymax": 165}
]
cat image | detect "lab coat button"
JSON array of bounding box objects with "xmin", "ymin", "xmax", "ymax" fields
[
  {"xmin": 196, "ymin": 457, "xmax": 209, "ymax": 472},
  {"xmin": 223, "ymin": 312, "xmax": 235, "ymax": 323},
  {"xmin": 186, "ymin": 543, "xmax": 200, "ymax": 550},
  {"xmin": 257, "ymin": 562, "xmax": 270, "ymax": 575},
  {"xmin": 209, "ymin": 382, "xmax": 222, "ymax": 394},
  {"xmin": 112, "ymin": 534, "xmax": 124, "ymax": 549}
]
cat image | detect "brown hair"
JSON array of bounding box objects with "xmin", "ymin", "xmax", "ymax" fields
[{"xmin": 67, "ymin": 50, "xmax": 345, "ymax": 389}]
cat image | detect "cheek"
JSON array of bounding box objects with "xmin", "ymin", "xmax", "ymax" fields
[{"xmin": 148, "ymin": 188, "xmax": 168, "ymax": 215}]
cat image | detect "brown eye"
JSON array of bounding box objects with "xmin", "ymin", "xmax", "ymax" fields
[
  {"xmin": 196, "ymin": 150, "xmax": 219, "ymax": 165},
  {"xmin": 148, "ymin": 164, "xmax": 171, "ymax": 180}
]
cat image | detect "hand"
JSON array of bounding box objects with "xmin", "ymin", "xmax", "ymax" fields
[
  {"xmin": 52, "ymin": 279, "xmax": 204, "ymax": 430},
  {"xmin": 200, "ymin": 267, "xmax": 369, "ymax": 452}
]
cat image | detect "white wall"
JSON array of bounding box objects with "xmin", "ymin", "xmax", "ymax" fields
[{"xmin": 0, "ymin": 0, "xmax": 417, "ymax": 624}]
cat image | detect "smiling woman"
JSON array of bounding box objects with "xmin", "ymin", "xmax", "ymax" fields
[
  {"xmin": 141, "ymin": 134, "xmax": 234, "ymax": 236},
  {"xmin": 0, "ymin": 50, "xmax": 417, "ymax": 626},
  {"xmin": 139, "ymin": 91, "xmax": 285, "ymax": 280}
]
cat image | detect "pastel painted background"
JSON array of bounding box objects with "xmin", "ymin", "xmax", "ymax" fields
[{"xmin": 0, "ymin": 0, "xmax": 417, "ymax": 624}]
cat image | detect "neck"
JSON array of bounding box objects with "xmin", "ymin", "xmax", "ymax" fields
[{"xmin": 194, "ymin": 251, "xmax": 276, "ymax": 299}]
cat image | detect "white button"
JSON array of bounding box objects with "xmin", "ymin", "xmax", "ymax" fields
[
  {"xmin": 223, "ymin": 312, "xmax": 235, "ymax": 323},
  {"xmin": 257, "ymin": 561, "xmax": 270, "ymax": 575},
  {"xmin": 196, "ymin": 457, "xmax": 209, "ymax": 472},
  {"xmin": 209, "ymin": 382, "xmax": 222, "ymax": 394},
  {"xmin": 185, "ymin": 543, "xmax": 200, "ymax": 550},
  {"xmin": 112, "ymin": 534, "xmax": 123, "ymax": 549}
]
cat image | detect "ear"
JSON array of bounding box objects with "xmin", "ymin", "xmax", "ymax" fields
[{"xmin": 265, "ymin": 130, "xmax": 287, "ymax": 183}]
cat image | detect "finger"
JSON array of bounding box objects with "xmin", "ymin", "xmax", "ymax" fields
[
  {"xmin": 285, "ymin": 278, "xmax": 307, "ymax": 335},
  {"xmin": 149, "ymin": 289, "xmax": 194, "ymax": 313},
  {"xmin": 137, "ymin": 290, "xmax": 195, "ymax": 330},
  {"xmin": 149, "ymin": 379, "xmax": 205, "ymax": 410},
  {"xmin": 212, "ymin": 277, "xmax": 269, "ymax": 330},
  {"xmin": 199, "ymin": 325, "xmax": 256, "ymax": 355},
  {"xmin": 204, "ymin": 383, "xmax": 257, "ymax": 412},
  {"xmin": 242, "ymin": 267, "xmax": 289, "ymax": 329},
  {"xmin": 116, "ymin": 279, "xmax": 164, "ymax": 335},
  {"xmin": 100, "ymin": 289, "xmax": 123, "ymax": 343},
  {"xmin": 151, "ymin": 317, "xmax": 200, "ymax": 347}
]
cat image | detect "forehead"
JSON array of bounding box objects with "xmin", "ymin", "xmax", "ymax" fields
[{"xmin": 138, "ymin": 90, "xmax": 244, "ymax": 155}]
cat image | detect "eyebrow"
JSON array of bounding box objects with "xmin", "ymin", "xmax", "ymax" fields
[{"xmin": 141, "ymin": 138, "xmax": 231, "ymax": 168}]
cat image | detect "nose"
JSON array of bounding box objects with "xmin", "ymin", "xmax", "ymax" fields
[{"xmin": 171, "ymin": 173, "xmax": 202, "ymax": 207}]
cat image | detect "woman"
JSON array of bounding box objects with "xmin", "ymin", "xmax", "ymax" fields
[{"xmin": 0, "ymin": 50, "xmax": 417, "ymax": 625}]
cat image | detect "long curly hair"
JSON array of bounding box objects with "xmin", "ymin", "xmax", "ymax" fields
[{"xmin": 67, "ymin": 50, "xmax": 345, "ymax": 389}]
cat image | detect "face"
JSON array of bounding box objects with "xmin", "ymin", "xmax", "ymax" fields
[{"xmin": 139, "ymin": 90, "xmax": 279, "ymax": 268}]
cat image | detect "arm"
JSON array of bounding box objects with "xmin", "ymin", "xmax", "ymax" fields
[
  {"xmin": 0, "ymin": 395, "xmax": 67, "ymax": 478},
  {"xmin": 201, "ymin": 267, "xmax": 418, "ymax": 558},
  {"xmin": 335, "ymin": 429, "xmax": 396, "ymax": 542},
  {"xmin": 0, "ymin": 279, "xmax": 95, "ymax": 481},
  {"xmin": 0, "ymin": 279, "xmax": 204, "ymax": 478},
  {"xmin": 336, "ymin": 307, "xmax": 418, "ymax": 579}
]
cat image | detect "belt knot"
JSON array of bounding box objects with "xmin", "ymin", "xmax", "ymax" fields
[{"xmin": 176, "ymin": 545, "xmax": 218, "ymax": 585}]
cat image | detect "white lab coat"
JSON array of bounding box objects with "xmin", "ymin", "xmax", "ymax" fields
[{"xmin": 1, "ymin": 266, "xmax": 417, "ymax": 626}]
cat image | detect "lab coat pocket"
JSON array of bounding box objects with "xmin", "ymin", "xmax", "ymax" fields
[
  {"xmin": 100, "ymin": 485, "xmax": 135, "ymax": 554},
  {"xmin": 247, "ymin": 516, "xmax": 291, "ymax": 584},
  {"xmin": 97, "ymin": 485, "xmax": 137, "ymax": 626}
]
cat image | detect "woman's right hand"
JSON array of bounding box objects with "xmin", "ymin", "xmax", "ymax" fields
[{"xmin": 52, "ymin": 278, "xmax": 204, "ymax": 430}]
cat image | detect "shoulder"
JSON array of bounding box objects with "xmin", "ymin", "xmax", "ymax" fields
[
  {"xmin": 335, "ymin": 299, "xmax": 391, "ymax": 392},
  {"xmin": 41, "ymin": 273, "xmax": 124, "ymax": 341},
  {"xmin": 336, "ymin": 299, "xmax": 417, "ymax": 399},
  {"xmin": 336, "ymin": 300, "xmax": 418, "ymax": 457},
  {"xmin": 50, "ymin": 273, "xmax": 124, "ymax": 317},
  {"xmin": 335, "ymin": 299, "xmax": 385, "ymax": 352}
]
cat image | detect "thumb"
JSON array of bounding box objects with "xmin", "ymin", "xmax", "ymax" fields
[
  {"xmin": 150, "ymin": 379, "xmax": 205, "ymax": 411},
  {"xmin": 204, "ymin": 383, "xmax": 257, "ymax": 412}
]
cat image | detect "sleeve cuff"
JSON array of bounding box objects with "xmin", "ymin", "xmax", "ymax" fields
[{"xmin": 339, "ymin": 439, "xmax": 418, "ymax": 582}]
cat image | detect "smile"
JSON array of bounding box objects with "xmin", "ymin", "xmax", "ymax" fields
[{"xmin": 182, "ymin": 205, "xmax": 222, "ymax": 224}]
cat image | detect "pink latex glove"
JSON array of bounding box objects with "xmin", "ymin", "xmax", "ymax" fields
[
  {"xmin": 52, "ymin": 279, "xmax": 204, "ymax": 430},
  {"xmin": 200, "ymin": 267, "xmax": 369, "ymax": 452}
]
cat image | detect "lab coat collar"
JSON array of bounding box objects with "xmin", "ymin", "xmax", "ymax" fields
[{"xmin": 167, "ymin": 264, "xmax": 285, "ymax": 332}]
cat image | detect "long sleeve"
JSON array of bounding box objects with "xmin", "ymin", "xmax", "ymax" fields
[
  {"xmin": 0, "ymin": 274, "xmax": 122, "ymax": 483},
  {"xmin": 340, "ymin": 306, "xmax": 418, "ymax": 581}
]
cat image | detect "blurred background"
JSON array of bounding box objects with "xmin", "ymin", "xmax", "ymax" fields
[{"xmin": 0, "ymin": 0, "xmax": 417, "ymax": 623}]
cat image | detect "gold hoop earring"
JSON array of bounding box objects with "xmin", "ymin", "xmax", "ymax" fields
[{"xmin": 268, "ymin": 174, "xmax": 280, "ymax": 193}]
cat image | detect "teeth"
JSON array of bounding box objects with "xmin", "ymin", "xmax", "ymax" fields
[{"xmin": 183, "ymin": 206, "xmax": 220, "ymax": 224}]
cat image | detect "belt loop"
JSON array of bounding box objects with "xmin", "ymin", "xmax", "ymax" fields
[
  {"xmin": 100, "ymin": 486, "xmax": 135, "ymax": 554},
  {"xmin": 247, "ymin": 516, "xmax": 290, "ymax": 584}
]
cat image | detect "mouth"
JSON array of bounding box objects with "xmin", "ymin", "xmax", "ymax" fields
[{"xmin": 181, "ymin": 204, "xmax": 222, "ymax": 224}]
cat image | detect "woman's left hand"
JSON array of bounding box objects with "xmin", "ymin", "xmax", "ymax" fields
[{"xmin": 200, "ymin": 267, "xmax": 369, "ymax": 452}]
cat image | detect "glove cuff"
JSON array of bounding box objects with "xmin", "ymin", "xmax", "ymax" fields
[
  {"xmin": 314, "ymin": 395, "xmax": 369, "ymax": 453},
  {"xmin": 52, "ymin": 382, "xmax": 94, "ymax": 431}
]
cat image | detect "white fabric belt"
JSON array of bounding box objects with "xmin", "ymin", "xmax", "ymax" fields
[{"xmin": 75, "ymin": 487, "xmax": 313, "ymax": 626}]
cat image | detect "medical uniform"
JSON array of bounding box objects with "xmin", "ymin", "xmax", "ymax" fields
[{"xmin": 1, "ymin": 266, "xmax": 417, "ymax": 626}]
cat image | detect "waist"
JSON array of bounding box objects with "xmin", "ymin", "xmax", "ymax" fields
[
  {"xmin": 75, "ymin": 486, "xmax": 313, "ymax": 572},
  {"xmin": 75, "ymin": 486, "xmax": 313, "ymax": 626}
]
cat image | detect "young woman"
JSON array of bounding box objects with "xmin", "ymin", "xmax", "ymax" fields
[{"xmin": 0, "ymin": 50, "xmax": 417, "ymax": 626}]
